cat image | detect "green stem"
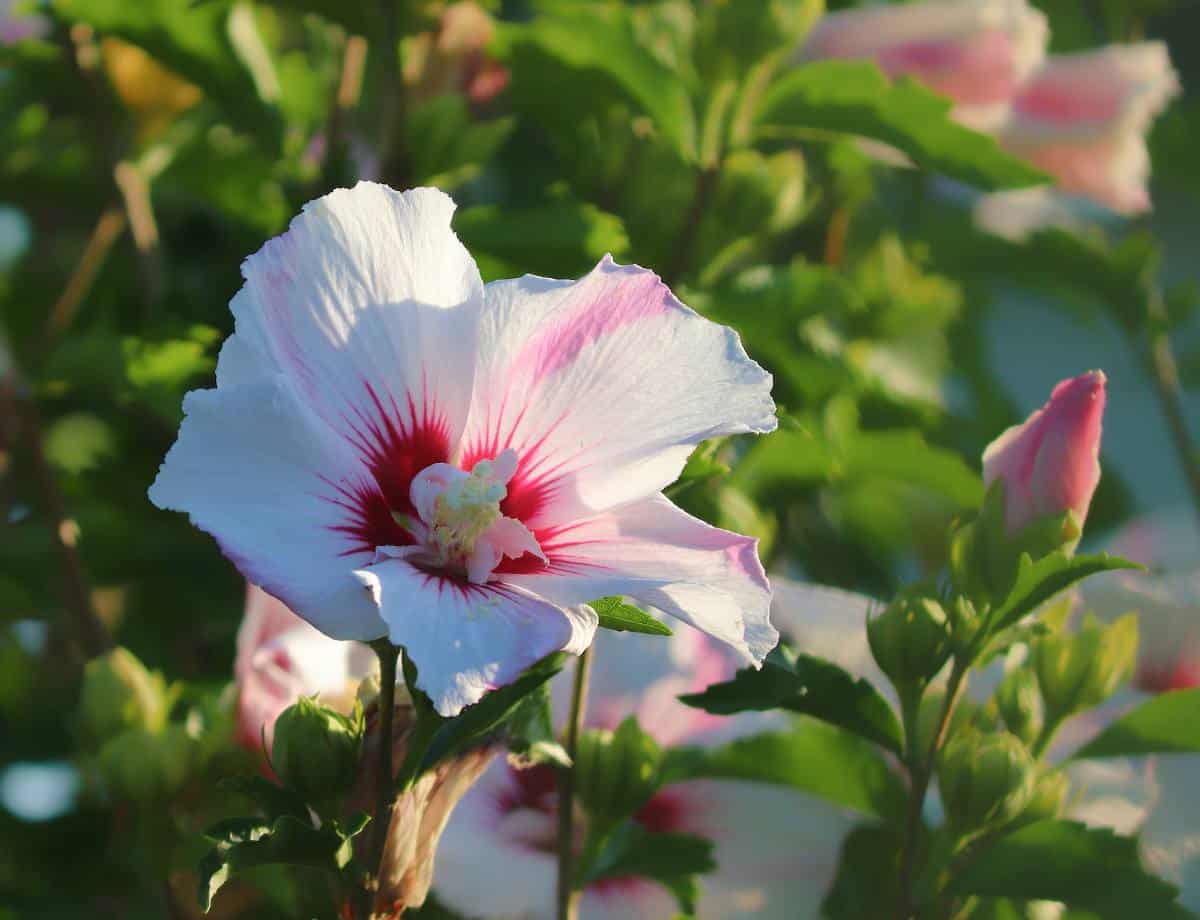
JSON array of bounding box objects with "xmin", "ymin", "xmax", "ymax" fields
[
  {"xmin": 359, "ymin": 640, "xmax": 398, "ymax": 920},
  {"xmin": 1140, "ymin": 285, "xmax": 1200, "ymax": 527},
  {"xmin": 896, "ymin": 661, "xmax": 969, "ymax": 920},
  {"xmin": 556, "ymin": 646, "xmax": 593, "ymax": 920},
  {"xmin": 1031, "ymin": 712, "xmax": 1065, "ymax": 761}
]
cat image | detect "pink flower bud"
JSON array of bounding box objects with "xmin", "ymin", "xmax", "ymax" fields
[
  {"xmin": 999, "ymin": 43, "xmax": 1179, "ymax": 214},
  {"xmin": 800, "ymin": 0, "xmax": 1048, "ymax": 130},
  {"xmin": 982, "ymin": 371, "xmax": 1106, "ymax": 534}
]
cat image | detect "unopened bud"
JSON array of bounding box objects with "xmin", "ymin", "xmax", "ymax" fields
[
  {"xmin": 1020, "ymin": 768, "xmax": 1070, "ymax": 824},
  {"xmin": 868, "ymin": 596, "xmax": 951, "ymax": 688},
  {"xmin": 938, "ymin": 731, "xmax": 1036, "ymax": 831},
  {"xmin": 994, "ymin": 668, "xmax": 1044, "ymax": 747},
  {"xmin": 272, "ymin": 696, "xmax": 362, "ymax": 808},
  {"xmin": 96, "ymin": 725, "xmax": 192, "ymax": 801},
  {"xmin": 575, "ymin": 717, "xmax": 662, "ymax": 831},
  {"xmin": 79, "ymin": 647, "xmax": 169, "ymax": 744},
  {"xmin": 1033, "ymin": 613, "xmax": 1138, "ymax": 719}
]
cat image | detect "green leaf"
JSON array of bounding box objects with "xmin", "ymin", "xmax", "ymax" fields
[
  {"xmin": 664, "ymin": 720, "xmax": 906, "ymax": 820},
  {"xmin": 1072, "ymin": 688, "xmax": 1200, "ymax": 759},
  {"xmin": 455, "ymin": 199, "xmax": 629, "ymax": 279},
  {"xmin": 406, "ymin": 95, "xmax": 515, "ymax": 188},
  {"xmin": 755, "ymin": 61, "xmax": 1046, "ymax": 191},
  {"xmin": 43, "ymin": 413, "xmax": 115, "ymax": 475},
  {"xmin": 502, "ymin": 2, "xmax": 697, "ymax": 160},
  {"xmin": 950, "ymin": 820, "xmax": 1190, "ymax": 919},
  {"xmin": 219, "ymin": 775, "xmax": 310, "ymax": 823},
  {"xmin": 196, "ymin": 812, "xmax": 368, "ymax": 911},
  {"xmin": 397, "ymin": 653, "xmax": 567, "ymax": 787},
  {"xmin": 679, "ymin": 646, "xmax": 904, "ymax": 754},
  {"xmin": 502, "ymin": 681, "xmax": 571, "ymax": 769},
  {"xmin": 988, "ymin": 552, "xmax": 1142, "ymax": 634},
  {"xmin": 821, "ymin": 823, "xmax": 902, "ymax": 920},
  {"xmin": 584, "ymin": 822, "xmax": 715, "ymax": 915},
  {"xmin": 590, "ymin": 597, "xmax": 673, "ymax": 636}
]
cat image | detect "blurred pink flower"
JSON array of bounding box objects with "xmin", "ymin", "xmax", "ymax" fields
[
  {"xmin": 0, "ymin": 0, "xmax": 48, "ymax": 45},
  {"xmin": 432, "ymin": 597, "xmax": 858, "ymax": 919},
  {"xmin": 234, "ymin": 584, "xmax": 374, "ymax": 752},
  {"xmin": 151, "ymin": 183, "xmax": 777, "ymax": 717},
  {"xmin": 799, "ymin": 0, "xmax": 1048, "ymax": 130},
  {"xmin": 999, "ymin": 43, "xmax": 1179, "ymax": 213},
  {"xmin": 982, "ymin": 371, "xmax": 1106, "ymax": 535}
]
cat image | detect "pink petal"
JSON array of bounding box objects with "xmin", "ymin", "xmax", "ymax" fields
[
  {"xmin": 503, "ymin": 494, "xmax": 776, "ymax": 667},
  {"xmin": 353, "ymin": 558, "xmax": 598, "ymax": 716},
  {"xmin": 459, "ymin": 256, "xmax": 775, "ymax": 531}
]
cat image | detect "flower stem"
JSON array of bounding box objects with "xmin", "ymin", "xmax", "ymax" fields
[
  {"xmin": 361, "ymin": 640, "xmax": 399, "ymax": 920},
  {"xmin": 556, "ymin": 646, "xmax": 593, "ymax": 920},
  {"xmin": 896, "ymin": 661, "xmax": 968, "ymax": 920},
  {"xmin": 1140, "ymin": 286, "xmax": 1200, "ymax": 527}
]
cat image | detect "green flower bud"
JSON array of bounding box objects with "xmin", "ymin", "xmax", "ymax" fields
[
  {"xmin": 574, "ymin": 717, "xmax": 662, "ymax": 832},
  {"xmin": 994, "ymin": 668, "xmax": 1044, "ymax": 747},
  {"xmin": 79, "ymin": 647, "xmax": 169, "ymax": 744},
  {"xmin": 271, "ymin": 696, "xmax": 362, "ymax": 808},
  {"xmin": 867, "ymin": 596, "xmax": 951, "ymax": 688},
  {"xmin": 938, "ymin": 731, "xmax": 1036, "ymax": 832},
  {"xmin": 1019, "ymin": 769, "xmax": 1069, "ymax": 825},
  {"xmin": 96, "ymin": 725, "xmax": 192, "ymax": 801},
  {"xmin": 1033, "ymin": 613, "xmax": 1138, "ymax": 720}
]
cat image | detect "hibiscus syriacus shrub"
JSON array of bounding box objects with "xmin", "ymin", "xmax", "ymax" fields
[{"xmin": 2, "ymin": 1, "xmax": 1199, "ymax": 919}]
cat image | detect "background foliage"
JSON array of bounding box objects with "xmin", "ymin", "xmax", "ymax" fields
[{"xmin": 1, "ymin": 0, "xmax": 1198, "ymax": 917}]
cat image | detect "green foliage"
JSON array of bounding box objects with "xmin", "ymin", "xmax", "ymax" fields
[
  {"xmin": 1071, "ymin": 689, "xmax": 1200, "ymax": 759},
  {"xmin": 589, "ymin": 596, "xmax": 673, "ymax": 636},
  {"xmin": 755, "ymin": 62, "xmax": 1048, "ymax": 191},
  {"xmin": 665, "ymin": 719, "xmax": 907, "ymax": 820},
  {"xmin": 583, "ymin": 823, "xmax": 715, "ymax": 915},
  {"xmin": 680, "ymin": 645, "xmax": 904, "ymax": 754},
  {"xmin": 950, "ymin": 821, "xmax": 1191, "ymax": 919}
]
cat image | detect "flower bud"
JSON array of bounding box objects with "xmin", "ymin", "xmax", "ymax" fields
[
  {"xmin": 938, "ymin": 731, "xmax": 1036, "ymax": 831},
  {"xmin": 95, "ymin": 725, "xmax": 192, "ymax": 801},
  {"xmin": 271, "ymin": 696, "xmax": 362, "ymax": 807},
  {"xmin": 79, "ymin": 647, "xmax": 170, "ymax": 744},
  {"xmin": 574, "ymin": 717, "xmax": 662, "ymax": 830},
  {"xmin": 994, "ymin": 668, "xmax": 1044, "ymax": 746},
  {"xmin": 982, "ymin": 371, "xmax": 1106, "ymax": 539},
  {"xmin": 1019, "ymin": 768, "xmax": 1069, "ymax": 824},
  {"xmin": 867, "ymin": 596, "xmax": 952, "ymax": 688},
  {"xmin": 1032, "ymin": 613, "xmax": 1138, "ymax": 719}
]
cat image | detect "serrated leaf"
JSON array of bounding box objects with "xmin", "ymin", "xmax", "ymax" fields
[
  {"xmin": 755, "ymin": 61, "xmax": 1046, "ymax": 191},
  {"xmin": 950, "ymin": 820, "xmax": 1190, "ymax": 918},
  {"xmin": 679, "ymin": 646, "xmax": 904, "ymax": 754},
  {"xmin": 988, "ymin": 552, "xmax": 1142, "ymax": 634},
  {"xmin": 196, "ymin": 812, "xmax": 368, "ymax": 911},
  {"xmin": 584, "ymin": 822, "xmax": 715, "ymax": 915},
  {"xmin": 663, "ymin": 719, "xmax": 906, "ymax": 820},
  {"xmin": 1072, "ymin": 688, "xmax": 1200, "ymax": 760},
  {"xmin": 590, "ymin": 597, "xmax": 673, "ymax": 636},
  {"xmin": 821, "ymin": 823, "xmax": 902, "ymax": 919}
]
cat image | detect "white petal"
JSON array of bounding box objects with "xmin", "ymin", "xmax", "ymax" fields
[
  {"xmin": 459, "ymin": 256, "xmax": 775, "ymax": 527},
  {"xmin": 223, "ymin": 183, "xmax": 483, "ymax": 483},
  {"xmin": 505, "ymin": 494, "xmax": 776, "ymax": 666},
  {"xmin": 150, "ymin": 378, "xmax": 387, "ymax": 639},
  {"xmin": 354, "ymin": 558, "xmax": 599, "ymax": 716}
]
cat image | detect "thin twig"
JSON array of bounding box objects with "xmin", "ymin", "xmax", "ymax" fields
[
  {"xmin": 1141, "ymin": 286, "xmax": 1200, "ymax": 527},
  {"xmin": 360, "ymin": 640, "xmax": 399, "ymax": 920},
  {"xmin": 0, "ymin": 366, "xmax": 112, "ymax": 658},
  {"xmin": 43, "ymin": 208, "xmax": 126, "ymax": 344},
  {"xmin": 896, "ymin": 661, "xmax": 968, "ymax": 920},
  {"xmin": 556, "ymin": 646, "xmax": 593, "ymax": 920},
  {"xmin": 665, "ymin": 166, "xmax": 719, "ymax": 286}
]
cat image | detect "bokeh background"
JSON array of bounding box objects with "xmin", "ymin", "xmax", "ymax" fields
[{"xmin": 1, "ymin": 0, "xmax": 1197, "ymax": 916}]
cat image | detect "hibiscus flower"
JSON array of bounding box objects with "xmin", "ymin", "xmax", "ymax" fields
[{"xmin": 150, "ymin": 182, "xmax": 778, "ymax": 716}]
